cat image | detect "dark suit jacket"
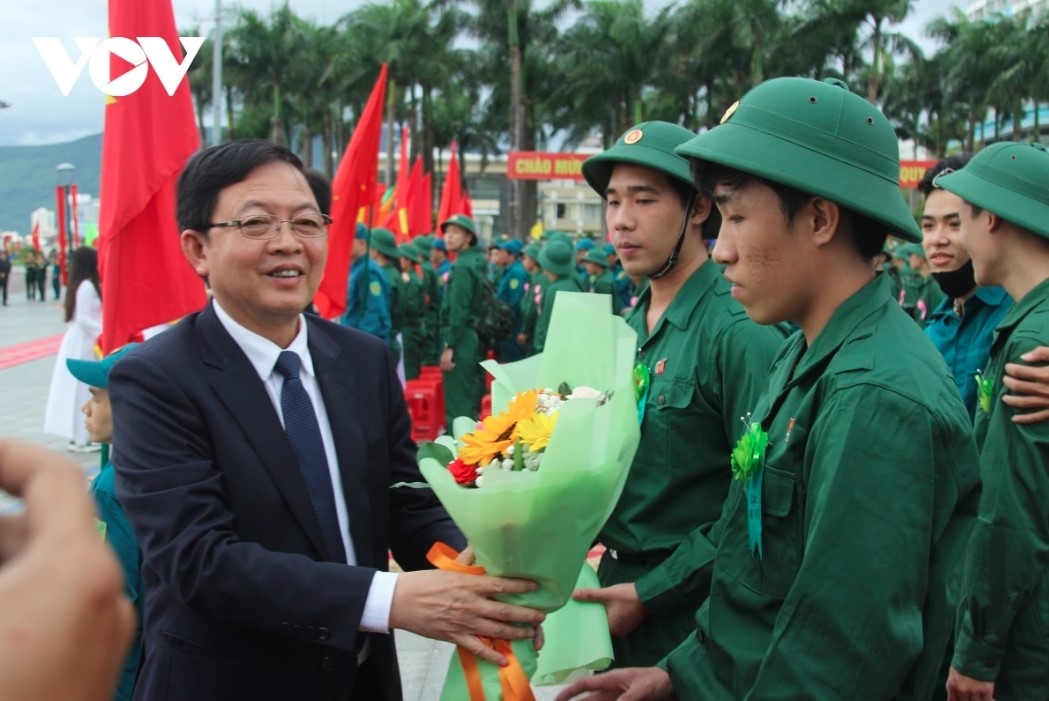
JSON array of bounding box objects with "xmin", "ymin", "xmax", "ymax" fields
[{"xmin": 109, "ymin": 301, "xmax": 464, "ymax": 701}]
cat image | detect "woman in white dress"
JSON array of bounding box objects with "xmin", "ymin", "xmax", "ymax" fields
[{"xmin": 44, "ymin": 247, "xmax": 102, "ymax": 451}]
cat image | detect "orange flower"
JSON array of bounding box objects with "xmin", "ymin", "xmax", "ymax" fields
[{"xmin": 457, "ymin": 390, "xmax": 538, "ymax": 466}]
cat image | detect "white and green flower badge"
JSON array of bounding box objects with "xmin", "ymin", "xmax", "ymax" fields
[{"xmin": 731, "ymin": 414, "xmax": 769, "ymax": 559}]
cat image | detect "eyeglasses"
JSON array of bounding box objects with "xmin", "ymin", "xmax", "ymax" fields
[{"xmin": 207, "ymin": 213, "xmax": 332, "ymax": 240}]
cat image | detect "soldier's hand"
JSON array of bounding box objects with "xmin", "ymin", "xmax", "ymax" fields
[
  {"xmin": 572, "ymin": 582, "xmax": 649, "ymax": 637},
  {"xmin": 440, "ymin": 347, "xmax": 456, "ymax": 372},
  {"xmin": 1002, "ymin": 346, "xmax": 1049, "ymax": 424},
  {"xmin": 555, "ymin": 667, "xmax": 677, "ymax": 701},
  {"xmin": 946, "ymin": 666, "xmax": 995, "ymax": 701}
]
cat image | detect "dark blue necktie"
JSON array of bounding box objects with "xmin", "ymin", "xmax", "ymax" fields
[{"xmin": 274, "ymin": 351, "xmax": 346, "ymax": 564}]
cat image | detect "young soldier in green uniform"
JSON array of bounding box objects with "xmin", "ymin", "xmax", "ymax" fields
[
  {"xmin": 582, "ymin": 247, "xmax": 615, "ymax": 311},
  {"xmin": 493, "ymin": 240, "xmax": 528, "ymax": 362},
  {"xmin": 413, "ymin": 235, "xmax": 442, "ymax": 366},
  {"xmin": 369, "ymin": 228, "xmax": 404, "ymax": 367},
  {"xmin": 341, "ymin": 223, "xmax": 391, "ymax": 343},
  {"xmin": 440, "ymin": 214, "xmax": 487, "ymax": 425},
  {"xmin": 937, "ymin": 142, "xmax": 1049, "ymax": 701},
  {"xmin": 398, "ymin": 243, "xmax": 426, "ymax": 380},
  {"xmin": 903, "ymin": 242, "xmax": 945, "ymax": 326},
  {"xmin": 558, "ymin": 77, "xmax": 982, "ymax": 701},
  {"xmin": 571, "ymin": 121, "xmax": 787, "ymax": 668},
  {"xmin": 533, "ymin": 240, "xmax": 584, "ymax": 353},
  {"xmin": 574, "ymin": 238, "xmax": 595, "ymax": 288},
  {"xmin": 517, "ymin": 242, "xmax": 545, "ymax": 356}
]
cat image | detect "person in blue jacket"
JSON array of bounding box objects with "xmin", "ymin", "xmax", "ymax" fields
[
  {"xmin": 340, "ymin": 223, "xmax": 391, "ymax": 343},
  {"xmin": 494, "ymin": 239, "xmax": 528, "ymax": 362}
]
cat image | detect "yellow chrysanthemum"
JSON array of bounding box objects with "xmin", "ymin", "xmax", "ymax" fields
[
  {"xmin": 515, "ymin": 411, "xmax": 559, "ymax": 453},
  {"xmin": 458, "ymin": 390, "xmax": 538, "ymax": 466}
]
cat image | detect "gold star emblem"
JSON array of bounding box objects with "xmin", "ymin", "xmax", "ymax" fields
[
  {"xmin": 623, "ymin": 129, "xmax": 643, "ymax": 145},
  {"xmin": 720, "ymin": 100, "xmax": 740, "ymax": 124}
]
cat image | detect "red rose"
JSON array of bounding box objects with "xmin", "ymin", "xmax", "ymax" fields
[{"xmin": 448, "ymin": 458, "xmax": 478, "ymax": 487}]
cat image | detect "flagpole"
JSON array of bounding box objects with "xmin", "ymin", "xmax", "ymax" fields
[{"xmin": 211, "ymin": 0, "xmax": 223, "ymax": 146}]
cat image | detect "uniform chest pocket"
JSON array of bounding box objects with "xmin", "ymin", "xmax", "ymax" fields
[
  {"xmin": 721, "ymin": 465, "xmax": 802, "ymax": 600},
  {"xmin": 649, "ymin": 378, "xmax": 696, "ymax": 470}
]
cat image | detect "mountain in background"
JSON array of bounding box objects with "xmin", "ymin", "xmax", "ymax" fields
[{"xmin": 0, "ymin": 133, "xmax": 102, "ymax": 233}]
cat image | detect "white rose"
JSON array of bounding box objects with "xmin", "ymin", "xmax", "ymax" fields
[{"xmin": 567, "ymin": 386, "xmax": 605, "ymax": 402}]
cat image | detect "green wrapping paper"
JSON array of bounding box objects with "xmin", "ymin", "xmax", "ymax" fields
[{"xmin": 416, "ymin": 292, "xmax": 640, "ymax": 698}]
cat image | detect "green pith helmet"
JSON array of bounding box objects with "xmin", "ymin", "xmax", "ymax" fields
[
  {"xmin": 398, "ymin": 243, "xmax": 422, "ymax": 263},
  {"xmin": 439, "ymin": 214, "xmax": 477, "ymax": 237},
  {"xmin": 582, "ymin": 121, "xmax": 698, "ymax": 197},
  {"xmin": 582, "ymin": 248, "xmax": 610, "ymax": 267},
  {"xmin": 545, "ymin": 232, "xmax": 574, "ymax": 248},
  {"xmin": 675, "ymin": 77, "xmax": 921, "ymax": 243},
  {"xmin": 901, "ymin": 242, "xmax": 926, "ymax": 259},
  {"xmin": 368, "ymin": 228, "xmax": 400, "ymax": 259},
  {"xmin": 538, "ymin": 240, "xmax": 575, "ymax": 277},
  {"xmin": 414, "ymin": 234, "xmax": 434, "ymax": 254},
  {"xmin": 935, "ymin": 142, "xmax": 1049, "ymax": 240},
  {"xmin": 523, "ymin": 242, "xmax": 542, "ymax": 261}
]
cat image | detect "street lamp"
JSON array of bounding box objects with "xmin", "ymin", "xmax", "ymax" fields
[{"xmin": 56, "ymin": 162, "xmax": 75, "ymax": 284}]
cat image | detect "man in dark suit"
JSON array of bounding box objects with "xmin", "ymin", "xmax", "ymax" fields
[{"xmin": 109, "ymin": 139, "xmax": 543, "ymax": 701}]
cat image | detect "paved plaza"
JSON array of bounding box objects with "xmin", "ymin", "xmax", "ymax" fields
[{"xmin": 0, "ymin": 266, "xmax": 568, "ymax": 700}]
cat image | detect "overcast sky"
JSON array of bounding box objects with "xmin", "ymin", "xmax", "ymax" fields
[{"xmin": 0, "ymin": 0, "xmax": 960, "ymax": 148}]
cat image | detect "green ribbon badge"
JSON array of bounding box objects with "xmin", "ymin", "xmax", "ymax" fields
[
  {"xmin": 974, "ymin": 370, "xmax": 994, "ymax": 414},
  {"xmin": 633, "ymin": 362, "xmax": 651, "ymax": 424},
  {"xmin": 731, "ymin": 415, "xmax": 769, "ymax": 559}
]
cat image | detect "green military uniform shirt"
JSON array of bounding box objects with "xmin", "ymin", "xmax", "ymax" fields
[
  {"xmin": 441, "ymin": 245, "xmax": 487, "ymax": 423},
  {"xmin": 419, "ymin": 258, "xmax": 441, "ymax": 365},
  {"xmin": 953, "ymin": 276, "xmax": 1049, "ymax": 697},
  {"xmin": 533, "ymin": 274, "xmax": 584, "ymax": 352},
  {"xmin": 915, "ymin": 275, "xmax": 945, "ymax": 328},
  {"xmin": 588, "ymin": 269, "xmax": 616, "ymax": 313},
  {"xmin": 599, "ymin": 261, "xmax": 786, "ymax": 667},
  {"xmin": 663, "ymin": 275, "xmax": 982, "ymax": 699},
  {"xmin": 381, "ymin": 261, "xmax": 404, "ymax": 364},
  {"xmin": 400, "ymin": 267, "xmax": 426, "ymax": 380},
  {"xmin": 520, "ymin": 271, "xmax": 546, "ymax": 355}
]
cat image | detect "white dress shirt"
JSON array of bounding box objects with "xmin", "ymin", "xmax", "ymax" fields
[{"xmin": 213, "ymin": 301, "xmax": 398, "ymax": 634}]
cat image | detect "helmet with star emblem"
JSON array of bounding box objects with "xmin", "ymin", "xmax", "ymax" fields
[
  {"xmin": 674, "ymin": 77, "xmax": 921, "ymax": 243},
  {"xmin": 582, "ymin": 121, "xmax": 698, "ymax": 197}
]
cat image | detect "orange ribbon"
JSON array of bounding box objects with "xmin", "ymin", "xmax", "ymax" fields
[{"xmin": 427, "ymin": 543, "xmax": 535, "ymax": 701}]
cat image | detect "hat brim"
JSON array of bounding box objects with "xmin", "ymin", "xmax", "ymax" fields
[
  {"xmin": 937, "ymin": 169, "xmax": 1049, "ymax": 240},
  {"xmin": 66, "ymin": 358, "xmax": 108, "ymax": 389},
  {"xmin": 675, "ymin": 123, "xmax": 921, "ymax": 243},
  {"xmin": 583, "ymin": 146, "xmax": 695, "ymax": 198},
  {"xmin": 538, "ymin": 250, "xmax": 575, "ymax": 277}
]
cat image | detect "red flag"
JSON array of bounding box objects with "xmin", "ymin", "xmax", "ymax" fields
[
  {"xmin": 55, "ymin": 186, "xmax": 68, "ymax": 284},
  {"xmin": 30, "ymin": 220, "xmax": 41, "ymax": 252},
  {"xmin": 98, "ymin": 0, "xmax": 206, "ymax": 353},
  {"xmin": 437, "ymin": 141, "xmax": 464, "ymax": 229},
  {"xmin": 314, "ymin": 64, "xmax": 388, "ymax": 319},
  {"xmin": 459, "ymin": 189, "xmax": 473, "ymax": 220},
  {"xmin": 391, "ymin": 127, "xmax": 411, "ymax": 241},
  {"xmin": 422, "ymin": 172, "xmax": 433, "ymax": 233},
  {"xmin": 407, "ymin": 158, "xmax": 429, "ymax": 237}
]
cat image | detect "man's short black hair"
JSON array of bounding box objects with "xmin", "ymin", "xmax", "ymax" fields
[
  {"xmin": 917, "ymin": 153, "xmax": 973, "ymax": 197},
  {"xmin": 303, "ymin": 168, "xmax": 332, "ymax": 215},
  {"xmin": 176, "ymin": 138, "xmax": 305, "ymax": 234},
  {"xmin": 690, "ymin": 159, "xmax": 888, "ymax": 260},
  {"xmin": 654, "ymin": 170, "xmax": 721, "ymax": 240}
]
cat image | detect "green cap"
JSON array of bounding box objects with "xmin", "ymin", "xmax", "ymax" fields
[
  {"xmin": 582, "ymin": 248, "xmax": 610, "ymax": 267},
  {"xmin": 368, "ymin": 228, "xmax": 400, "ymax": 259},
  {"xmin": 523, "ymin": 242, "xmax": 542, "ymax": 261},
  {"xmin": 439, "ymin": 214, "xmax": 477, "ymax": 237},
  {"xmin": 398, "ymin": 243, "xmax": 422, "ymax": 263},
  {"xmin": 901, "ymin": 242, "xmax": 925, "ymax": 259},
  {"xmin": 545, "ymin": 232, "xmax": 573, "ymax": 248},
  {"xmin": 538, "ymin": 240, "xmax": 575, "ymax": 277},
  {"xmin": 583, "ymin": 121, "xmax": 698, "ymax": 196},
  {"xmin": 66, "ymin": 343, "xmax": 139, "ymax": 389},
  {"xmin": 414, "ymin": 234, "xmax": 433, "ymax": 254},
  {"xmin": 675, "ymin": 77, "xmax": 921, "ymax": 243},
  {"xmin": 935, "ymin": 142, "xmax": 1049, "ymax": 240}
]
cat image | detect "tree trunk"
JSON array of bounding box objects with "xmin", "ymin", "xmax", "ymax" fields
[
  {"xmin": 301, "ymin": 126, "xmax": 313, "ymax": 168},
  {"xmin": 270, "ymin": 85, "xmax": 284, "ymax": 146},
  {"xmin": 323, "ymin": 112, "xmax": 333, "ymax": 176},
  {"xmin": 1013, "ymin": 102, "xmax": 1022, "ymax": 141},
  {"xmin": 867, "ymin": 16, "xmax": 882, "ymax": 104},
  {"xmin": 422, "ymin": 86, "xmax": 435, "ymax": 177},
  {"xmin": 225, "ymin": 85, "xmax": 236, "ymax": 140},
  {"xmin": 508, "ymin": 0, "xmax": 526, "ymax": 240}
]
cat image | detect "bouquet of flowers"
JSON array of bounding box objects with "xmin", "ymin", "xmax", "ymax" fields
[{"xmin": 415, "ymin": 292, "xmax": 641, "ymax": 700}]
